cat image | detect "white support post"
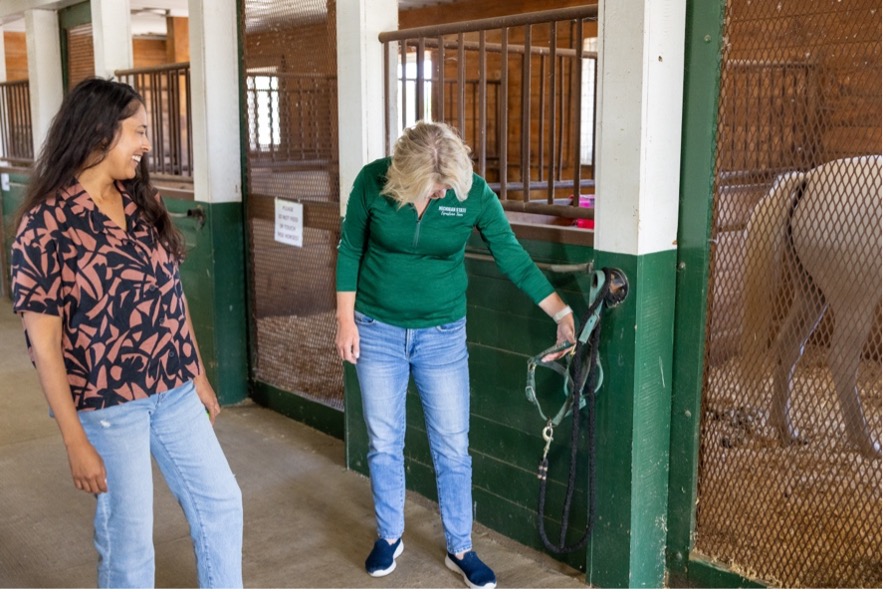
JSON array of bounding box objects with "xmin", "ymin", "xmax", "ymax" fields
[
  {"xmin": 595, "ymin": 0, "xmax": 686, "ymax": 257},
  {"xmin": 25, "ymin": 9, "xmax": 63, "ymax": 157},
  {"xmin": 188, "ymin": 0, "xmax": 241, "ymax": 204},
  {"xmin": 1, "ymin": 25, "xmax": 6, "ymax": 161},
  {"xmin": 336, "ymin": 0, "xmax": 398, "ymax": 215},
  {"xmin": 91, "ymin": 0, "xmax": 133, "ymax": 79},
  {"xmin": 0, "ymin": 25, "xmax": 7, "ymax": 82}
]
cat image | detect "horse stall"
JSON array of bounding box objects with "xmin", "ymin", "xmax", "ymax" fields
[
  {"xmin": 241, "ymin": 0, "xmax": 345, "ymax": 415},
  {"xmin": 696, "ymin": 0, "xmax": 881, "ymax": 587},
  {"xmin": 239, "ymin": 0, "xmax": 596, "ymax": 426}
]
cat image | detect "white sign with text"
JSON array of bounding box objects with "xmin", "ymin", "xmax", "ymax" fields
[{"xmin": 274, "ymin": 198, "xmax": 303, "ymax": 247}]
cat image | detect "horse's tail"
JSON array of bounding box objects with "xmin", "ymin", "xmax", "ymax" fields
[{"xmin": 739, "ymin": 171, "xmax": 806, "ymax": 377}]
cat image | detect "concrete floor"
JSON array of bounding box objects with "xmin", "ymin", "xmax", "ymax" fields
[{"xmin": 0, "ymin": 303, "xmax": 586, "ymax": 588}]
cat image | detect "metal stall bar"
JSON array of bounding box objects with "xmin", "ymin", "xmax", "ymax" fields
[
  {"xmin": 0, "ymin": 80, "xmax": 34, "ymax": 164},
  {"xmin": 571, "ymin": 19, "xmax": 583, "ymax": 205},
  {"xmin": 116, "ymin": 63, "xmax": 193, "ymax": 180},
  {"xmin": 478, "ymin": 30, "xmax": 487, "ymax": 177},
  {"xmin": 547, "ymin": 21, "xmax": 557, "ymax": 202},
  {"xmin": 499, "ymin": 25, "xmax": 509, "ymax": 202},
  {"xmin": 521, "ymin": 24, "xmax": 532, "ymax": 202},
  {"xmin": 378, "ymin": 5, "xmax": 598, "ymax": 219},
  {"xmin": 457, "ymin": 33, "xmax": 466, "ymax": 137},
  {"xmin": 435, "ymin": 35, "xmax": 445, "ymax": 122}
]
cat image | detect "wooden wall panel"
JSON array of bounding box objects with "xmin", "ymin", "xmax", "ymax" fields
[
  {"xmin": 3, "ymin": 32, "xmax": 27, "ymax": 81},
  {"xmin": 400, "ymin": 0, "xmax": 596, "ymax": 28},
  {"xmin": 133, "ymin": 38, "xmax": 169, "ymax": 69},
  {"xmin": 725, "ymin": 0, "xmax": 881, "ymax": 161},
  {"xmin": 5, "ymin": 29, "xmax": 181, "ymax": 81}
]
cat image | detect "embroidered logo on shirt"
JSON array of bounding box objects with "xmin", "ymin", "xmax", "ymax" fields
[{"xmin": 438, "ymin": 206, "xmax": 467, "ymax": 217}]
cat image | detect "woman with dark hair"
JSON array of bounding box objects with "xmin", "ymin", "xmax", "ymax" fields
[{"xmin": 10, "ymin": 78, "xmax": 242, "ymax": 588}]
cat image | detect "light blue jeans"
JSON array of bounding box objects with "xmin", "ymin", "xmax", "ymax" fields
[
  {"xmin": 78, "ymin": 381, "xmax": 243, "ymax": 588},
  {"xmin": 354, "ymin": 311, "xmax": 473, "ymax": 555}
]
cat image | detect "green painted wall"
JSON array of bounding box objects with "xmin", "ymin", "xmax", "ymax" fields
[
  {"xmin": 588, "ymin": 249, "xmax": 676, "ymax": 588},
  {"xmin": 1, "ymin": 172, "xmax": 30, "ymax": 293},
  {"xmin": 164, "ymin": 197, "xmax": 248, "ymax": 406}
]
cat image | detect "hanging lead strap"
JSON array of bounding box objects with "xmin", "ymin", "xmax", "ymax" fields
[
  {"xmin": 525, "ymin": 270, "xmax": 607, "ymax": 428},
  {"xmin": 527, "ymin": 267, "xmax": 628, "ymax": 555}
]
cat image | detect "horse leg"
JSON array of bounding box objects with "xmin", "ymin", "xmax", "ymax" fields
[
  {"xmin": 770, "ymin": 286, "xmax": 827, "ymax": 445},
  {"xmin": 828, "ymin": 310, "xmax": 881, "ymax": 457}
]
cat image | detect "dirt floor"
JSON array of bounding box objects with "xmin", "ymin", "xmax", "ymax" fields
[
  {"xmin": 254, "ymin": 311, "xmax": 344, "ymax": 409},
  {"xmin": 695, "ymin": 353, "xmax": 882, "ymax": 588}
]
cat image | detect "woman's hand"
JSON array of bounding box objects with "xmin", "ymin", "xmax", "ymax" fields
[
  {"xmin": 21, "ymin": 311, "xmax": 108, "ymax": 493},
  {"xmin": 66, "ymin": 438, "xmax": 107, "ymax": 494},
  {"xmin": 538, "ymin": 293, "xmax": 576, "ymax": 361},
  {"xmin": 543, "ymin": 311, "xmax": 576, "ymax": 361},
  {"xmin": 335, "ymin": 291, "xmax": 360, "ymax": 364},
  {"xmin": 336, "ymin": 318, "xmax": 361, "ymax": 364},
  {"xmin": 555, "ymin": 312, "xmax": 576, "ymax": 346},
  {"xmin": 194, "ymin": 374, "xmax": 221, "ymax": 424}
]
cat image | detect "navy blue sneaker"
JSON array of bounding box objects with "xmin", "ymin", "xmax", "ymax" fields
[
  {"xmin": 445, "ymin": 551, "xmax": 497, "ymax": 589},
  {"xmin": 365, "ymin": 538, "xmax": 404, "ymax": 577}
]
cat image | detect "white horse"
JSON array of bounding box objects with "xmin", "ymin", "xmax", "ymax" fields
[{"xmin": 740, "ymin": 155, "xmax": 882, "ymax": 457}]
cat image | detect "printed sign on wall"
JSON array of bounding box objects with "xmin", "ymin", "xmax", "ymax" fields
[{"xmin": 274, "ymin": 198, "xmax": 303, "ymax": 247}]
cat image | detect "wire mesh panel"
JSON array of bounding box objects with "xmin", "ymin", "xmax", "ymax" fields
[
  {"xmin": 242, "ymin": 0, "xmax": 342, "ymax": 409},
  {"xmin": 697, "ymin": 0, "xmax": 881, "ymax": 587}
]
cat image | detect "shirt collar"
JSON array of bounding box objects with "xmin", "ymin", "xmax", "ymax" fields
[{"xmin": 63, "ymin": 180, "xmax": 142, "ymax": 234}]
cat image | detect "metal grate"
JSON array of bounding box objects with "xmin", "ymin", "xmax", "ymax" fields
[
  {"xmin": 697, "ymin": 0, "xmax": 881, "ymax": 587},
  {"xmin": 242, "ymin": 0, "xmax": 342, "ymax": 409},
  {"xmin": 117, "ymin": 63, "xmax": 193, "ymax": 179},
  {"xmin": 379, "ymin": 6, "xmax": 598, "ymax": 221},
  {"xmin": 0, "ymin": 80, "xmax": 33, "ymax": 164}
]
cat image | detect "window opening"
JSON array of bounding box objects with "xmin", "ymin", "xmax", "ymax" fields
[
  {"xmin": 579, "ymin": 37, "xmax": 597, "ymax": 166},
  {"xmin": 246, "ymin": 69, "xmax": 281, "ymax": 153}
]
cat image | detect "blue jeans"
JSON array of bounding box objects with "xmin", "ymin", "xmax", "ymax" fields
[
  {"xmin": 354, "ymin": 311, "xmax": 473, "ymax": 555},
  {"xmin": 78, "ymin": 381, "xmax": 243, "ymax": 588}
]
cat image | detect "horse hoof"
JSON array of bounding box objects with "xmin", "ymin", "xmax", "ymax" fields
[
  {"xmin": 772, "ymin": 422, "xmax": 805, "ymax": 447},
  {"xmin": 854, "ymin": 437, "xmax": 881, "ymax": 458}
]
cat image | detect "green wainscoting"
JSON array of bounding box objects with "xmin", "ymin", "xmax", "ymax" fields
[
  {"xmin": 1, "ymin": 170, "xmax": 30, "ymax": 299},
  {"xmin": 588, "ymin": 250, "xmax": 676, "ymax": 588},
  {"xmin": 164, "ymin": 197, "xmax": 248, "ymax": 406}
]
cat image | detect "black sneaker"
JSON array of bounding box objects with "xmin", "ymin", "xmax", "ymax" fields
[
  {"xmin": 365, "ymin": 538, "xmax": 404, "ymax": 577},
  {"xmin": 445, "ymin": 551, "xmax": 497, "ymax": 589}
]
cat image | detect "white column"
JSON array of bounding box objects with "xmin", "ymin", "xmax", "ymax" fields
[
  {"xmin": 0, "ymin": 25, "xmax": 7, "ymax": 82},
  {"xmin": 0, "ymin": 26, "xmax": 6, "ymax": 161},
  {"xmin": 25, "ymin": 9, "xmax": 63, "ymax": 157},
  {"xmin": 595, "ymin": 0, "xmax": 686, "ymax": 256},
  {"xmin": 188, "ymin": 0, "xmax": 241, "ymax": 204},
  {"xmin": 336, "ymin": 0, "xmax": 398, "ymax": 214},
  {"xmin": 91, "ymin": 0, "xmax": 133, "ymax": 78},
  {"xmin": 0, "ymin": 1, "xmax": 63, "ymax": 18}
]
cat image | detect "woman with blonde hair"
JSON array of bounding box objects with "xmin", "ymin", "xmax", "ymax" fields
[{"xmin": 336, "ymin": 121, "xmax": 575, "ymax": 589}]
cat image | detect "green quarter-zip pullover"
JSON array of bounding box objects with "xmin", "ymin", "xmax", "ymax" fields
[{"xmin": 336, "ymin": 157, "xmax": 555, "ymax": 328}]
